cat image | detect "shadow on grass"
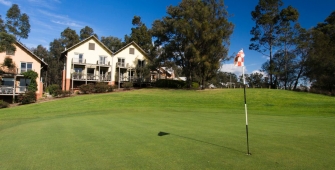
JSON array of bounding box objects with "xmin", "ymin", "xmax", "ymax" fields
[{"xmin": 158, "ymin": 131, "xmax": 245, "ymax": 154}]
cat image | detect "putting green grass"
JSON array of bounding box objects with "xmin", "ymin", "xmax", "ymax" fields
[{"xmin": 0, "ymin": 88, "xmax": 334, "ymax": 169}]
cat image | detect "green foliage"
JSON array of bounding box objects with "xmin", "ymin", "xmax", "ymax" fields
[
  {"xmin": 100, "ymin": 36, "xmax": 122, "ymax": 52},
  {"xmin": 79, "ymin": 83, "xmax": 114, "ymax": 94},
  {"xmin": 156, "ymin": 79, "xmax": 186, "ymax": 89},
  {"xmin": 0, "ymin": 32, "xmax": 16, "ymax": 53},
  {"xmin": 94, "ymin": 82, "xmax": 109, "ymax": 93},
  {"xmin": 79, "ymin": 83, "xmax": 95, "ymax": 94},
  {"xmin": 122, "ymin": 82, "xmax": 133, "ymax": 90},
  {"xmin": 17, "ymin": 91, "xmax": 36, "ymax": 104},
  {"xmin": 5, "ymin": 4, "xmax": 30, "ymax": 40},
  {"xmin": 48, "ymin": 39, "xmax": 65, "ymax": 86},
  {"xmin": 80, "ymin": 26, "xmax": 98, "ymax": 40},
  {"xmin": 22, "ymin": 70, "xmax": 38, "ymax": 92},
  {"xmin": 0, "ymin": 100, "xmax": 9, "ymax": 108},
  {"xmin": 305, "ymin": 11, "xmax": 335, "ymax": 92},
  {"xmin": 47, "ymin": 84, "xmax": 60, "ymax": 96},
  {"xmin": 2, "ymin": 56, "xmax": 16, "ymax": 72},
  {"xmin": 152, "ymin": 0, "xmax": 233, "ymax": 88},
  {"xmin": 61, "ymin": 27, "xmax": 79, "ymax": 49},
  {"xmin": 124, "ymin": 16, "xmax": 152, "ymax": 53},
  {"xmin": 191, "ymin": 82, "xmax": 199, "ymax": 89}
]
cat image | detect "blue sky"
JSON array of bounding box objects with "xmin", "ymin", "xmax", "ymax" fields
[{"xmin": 0, "ymin": 0, "xmax": 334, "ymax": 75}]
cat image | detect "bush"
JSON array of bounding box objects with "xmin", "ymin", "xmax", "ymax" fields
[
  {"xmin": 122, "ymin": 82, "xmax": 133, "ymax": 89},
  {"xmin": 156, "ymin": 79, "xmax": 186, "ymax": 89},
  {"xmin": 47, "ymin": 84, "xmax": 61, "ymax": 96},
  {"xmin": 79, "ymin": 83, "xmax": 95, "ymax": 94},
  {"xmin": 95, "ymin": 82, "xmax": 109, "ymax": 93},
  {"xmin": 107, "ymin": 85, "xmax": 114, "ymax": 92},
  {"xmin": 0, "ymin": 100, "xmax": 9, "ymax": 108},
  {"xmin": 61, "ymin": 90, "xmax": 71, "ymax": 97},
  {"xmin": 191, "ymin": 82, "xmax": 199, "ymax": 89},
  {"xmin": 18, "ymin": 91, "xmax": 36, "ymax": 104}
]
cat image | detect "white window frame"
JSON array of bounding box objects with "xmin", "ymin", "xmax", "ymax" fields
[
  {"xmin": 21, "ymin": 62, "xmax": 33, "ymax": 73},
  {"xmin": 74, "ymin": 53, "xmax": 84, "ymax": 63},
  {"xmin": 118, "ymin": 58, "xmax": 125, "ymax": 67},
  {"xmin": 99, "ymin": 56, "xmax": 107, "ymax": 65}
]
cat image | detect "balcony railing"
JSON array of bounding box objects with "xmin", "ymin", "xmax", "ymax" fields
[
  {"xmin": 117, "ymin": 62, "xmax": 125, "ymax": 67},
  {"xmin": 73, "ymin": 58, "xmax": 85, "ymax": 64},
  {"xmin": 72, "ymin": 73, "xmax": 111, "ymax": 81},
  {"xmin": 0, "ymin": 86, "xmax": 27, "ymax": 94}
]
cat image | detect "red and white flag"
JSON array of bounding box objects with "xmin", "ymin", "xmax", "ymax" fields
[{"xmin": 234, "ymin": 49, "xmax": 245, "ymax": 67}]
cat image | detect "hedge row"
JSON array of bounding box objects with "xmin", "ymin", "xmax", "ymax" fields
[{"xmin": 79, "ymin": 83, "xmax": 114, "ymax": 94}]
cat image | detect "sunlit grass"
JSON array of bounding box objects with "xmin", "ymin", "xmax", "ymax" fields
[{"xmin": 0, "ymin": 88, "xmax": 334, "ymax": 169}]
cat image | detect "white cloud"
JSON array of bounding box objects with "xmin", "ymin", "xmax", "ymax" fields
[
  {"xmin": 220, "ymin": 64, "xmax": 247, "ymax": 76},
  {"xmin": 0, "ymin": 0, "xmax": 11, "ymax": 6},
  {"xmin": 51, "ymin": 20, "xmax": 83, "ymax": 28},
  {"xmin": 38, "ymin": 9, "xmax": 68, "ymax": 20}
]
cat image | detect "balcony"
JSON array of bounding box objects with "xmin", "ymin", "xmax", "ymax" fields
[
  {"xmin": 72, "ymin": 73, "xmax": 111, "ymax": 82},
  {"xmin": 0, "ymin": 85, "xmax": 27, "ymax": 95},
  {"xmin": 73, "ymin": 58, "xmax": 85, "ymax": 64}
]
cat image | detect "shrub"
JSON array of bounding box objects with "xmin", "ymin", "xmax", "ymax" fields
[
  {"xmin": 191, "ymin": 82, "xmax": 199, "ymax": 89},
  {"xmin": 122, "ymin": 82, "xmax": 133, "ymax": 89},
  {"xmin": 95, "ymin": 82, "xmax": 108, "ymax": 93},
  {"xmin": 107, "ymin": 85, "xmax": 114, "ymax": 92},
  {"xmin": 61, "ymin": 90, "xmax": 71, "ymax": 97},
  {"xmin": 18, "ymin": 91, "xmax": 36, "ymax": 104},
  {"xmin": 47, "ymin": 84, "xmax": 61, "ymax": 96},
  {"xmin": 22, "ymin": 70, "xmax": 38, "ymax": 92},
  {"xmin": 0, "ymin": 100, "xmax": 9, "ymax": 108},
  {"xmin": 79, "ymin": 83, "xmax": 95, "ymax": 94}
]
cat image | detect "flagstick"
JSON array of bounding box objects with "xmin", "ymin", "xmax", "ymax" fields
[{"xmin": 243, "ymin": 66, "xmax": 251, "ymax": 155}]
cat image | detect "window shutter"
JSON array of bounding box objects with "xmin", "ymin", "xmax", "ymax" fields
[
  {"xmin": 89, "ymin": 43, "xmax": 95, "ymax": 50},
  {"xmin": 129, "ymin": 48, "xmax": 134, "ymax": 54}
]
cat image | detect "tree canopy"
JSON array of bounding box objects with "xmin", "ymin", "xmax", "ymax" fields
[
  {"xmin": 5, "ymin": 4, "xmax": 30, "ymax": 41},
  {"xmin": 152, "ymin": 0, "xmax": 233, "ymax": 88}
]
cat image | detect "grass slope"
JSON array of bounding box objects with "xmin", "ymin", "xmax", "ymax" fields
[{"xmin": 0, "ymin": 89, "xmax": 334, "ymax": 169}]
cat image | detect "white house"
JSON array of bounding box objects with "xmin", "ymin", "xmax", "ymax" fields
[{"xmin": 61, "ymin": 35, "xmax": 148, "ymax": 91}]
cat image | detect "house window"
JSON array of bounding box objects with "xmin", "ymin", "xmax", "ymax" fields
[
  {"xmin": 89, "ymin": 43, "xmax": 95, "ymax": 50},
  {"xmin": 21, "ymin": 62, "xmax": 32, "ymax": 73},
  {"xmin": 19, "ymin": 78, "xmax": 31, "ymax": 92},
  {"xmin": 138, "ymin": 59, "xmax": 145, "ymax": 67},
  {"xmin": 129, "ymin": 48, "xmax": 135, "ymax": 54},
  {"xmin": 118, "ymin": 58, "xmax": 125, "ymax": 67},
  {"xmin": 2, "ymin": 78, "xmax": 14, "ymax": 86},
  {"xmin": 99, "ymin": 56, "xmax": 107, "ymax": 65},
  {"xmin": 74, "ymin": 53, "xmax": 84, "ymax": 63},
  {"xmin": 6, "ymin": 50, "xmax": 15, "ymax": 55}
]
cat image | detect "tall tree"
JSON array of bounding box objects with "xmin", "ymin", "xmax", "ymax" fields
[
  {"xmin": 305, "ymin": 11, "xmax": 335, "ymax": 92},
  {"xmin": 5, "ymin": 4, "xmax": 30, "ymax": 41},
  {"xmin": 31, "ymin": 45, "xmax": 49, "ymax": 86},
  {"xmin": 100, "ymin": 36, "xmax": 123, "ymax": 52},
  {"xmin": 124, "ymin": 16, "xmax": 152, "ymax": 53},
  {"xmin": 277, "ymin": 5, "xmax": 299, "ymax": 89},
  {"xmin": 61, "ymin": 27, "xmax": 79, "ymax": 49},
  {"xmin": 48, "ymin": 39, "xmax": 65, "ymax": 86},
  {"xmin": 250, "ymin": 0, "xmax": 283, "ymax": 88},
  {"xmin": 80, "ymin": 26, "xmax": 98, "ymax": 40},
  {"xmin": 292, "ymin": 26, "xmax": 310, "ymax": 90},
  {"xmin": 0, "ymin": 14, "xmax": 16, "ymax": 53},
  {"xmin": 152, "ymin": 0, "xmax": 233, "ymax": 88}
]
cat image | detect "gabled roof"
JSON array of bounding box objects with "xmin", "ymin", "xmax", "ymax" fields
[
  {"xmin": 61, "ymin": 35, "xmax": 113, "ymax": 55},
  {"xmin": 16, "ymin": 41, "xmax": 48, "ymax": 67},
  {"xmin": 114, "ymin": 41, "xmax": 148, "ymax": 58}
]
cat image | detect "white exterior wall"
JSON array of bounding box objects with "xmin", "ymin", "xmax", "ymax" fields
[
  {"xmin": 112, "ymin": 45, "xmax": 147, "ymax": 82},
  {"xmin": 65, "ymin": 39, "xmax": 113, "ymax": 79}
]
